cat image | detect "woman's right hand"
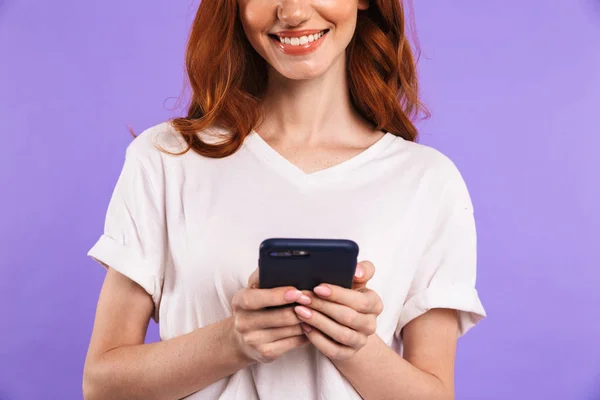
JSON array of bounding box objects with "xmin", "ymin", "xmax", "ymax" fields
[{"xmin": 230, "ymin": 269, "xmax": 312, "ymax": 364}]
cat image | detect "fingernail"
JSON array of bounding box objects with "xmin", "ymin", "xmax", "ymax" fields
[
  {"xmin": 284, "ymin": 289, "xmax": 302, "ymax": 302},
  {"xmin": 355, "ymin": 265, "xmax": 365, "ymax": 278},
  {"xmin": 314, "ymin": 285, "xmax": 332, "ymax": 297},
  {"xmin": 297, "ymin": 294, "xmax": 312, "ymax": 305},
  {"xmin": 301, "ymin": 323, "xmax": 312, "ymax": 333},
  {"xmin": 295, "ymin": 306, "xmax": 313, "ymax": 319}
]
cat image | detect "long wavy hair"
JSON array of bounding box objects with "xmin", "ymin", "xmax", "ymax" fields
[{"xmin": 170, "ymin": 0, "xmax": 427, "ymax": 158}]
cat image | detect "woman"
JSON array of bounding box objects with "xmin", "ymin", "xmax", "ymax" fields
[{"xmin": 83, "ymin": 0, "xmax": 486, "ymax": 399}]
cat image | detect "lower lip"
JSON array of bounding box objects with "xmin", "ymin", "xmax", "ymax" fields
[{"xmin": 270, "ymin": 31, "xmax": 328, "ymax": 56}]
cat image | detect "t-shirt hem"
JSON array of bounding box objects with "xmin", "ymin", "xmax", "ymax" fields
[
  {"xmin": 87, "ymin": 234, "xmax": 161, "ymax": 322},
  {"xmin": 396, "ymin": 284, "xmax": 486, "ymax": 338}
]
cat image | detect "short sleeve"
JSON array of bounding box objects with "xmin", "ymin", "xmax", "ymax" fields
[
  {"xmin": 396, "ymin": 163, "xmax": 486, "ymax": 338},
  {"xmin": 87, "ymin": 147, "xmax": 166, "ymax": 322}
]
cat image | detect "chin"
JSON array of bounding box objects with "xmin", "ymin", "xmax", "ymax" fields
[{"xmin": 275, "ymin": 63, "xmax": 331, "ymax": 81}]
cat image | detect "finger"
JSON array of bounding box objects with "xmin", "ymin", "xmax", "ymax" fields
[
  {"xmin": 242, "ymin": 324, "xmax": 304, "ymax": 347},
  {"xmin": 303, "ymin": 326, "xmax": 356, "ymax": 361},
  {"xmin": 235, "ymin": 306, "xmax": 302, "ymax": 332},
  {"xmin": 232, "ymin": 287, "xmax": 304, "ymax": 311},
  {"xmin": 258, "ymin": 335, "xmax": 309, "ymax": 363},
  {"xmin": 247, "ymin": 268, "xmax": 259, "ymax": 289},
  {"xmin": 301, "ymin": 292, "xmax": 377, "ymax": 335},
  {"xmin": 312, "ymin": 285, "xmax": 383, "ymax": 315},
  {"xmin": 352, "ymin": 260, "xmax": 375, "ymax": 289},
  {"xmin": 294, "ymin": 306, "xmax": 366, "ymax": 349}
]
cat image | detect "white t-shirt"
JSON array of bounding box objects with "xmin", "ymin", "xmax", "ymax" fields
[{"xmin": 88, "ymin": 122, "xmax": 486, "ymax": 399}]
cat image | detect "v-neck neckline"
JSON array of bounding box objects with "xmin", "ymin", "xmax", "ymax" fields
[{"xmin": 244, "ymin": 130, "xmax": 396, "ymax": 187}]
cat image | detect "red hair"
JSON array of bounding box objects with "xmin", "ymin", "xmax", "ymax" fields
[{"xmin": 170, "ymin": 0, "xmax": 427, "ymax": 158}]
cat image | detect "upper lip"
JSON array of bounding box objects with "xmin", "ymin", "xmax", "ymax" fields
[{"xmin": 271, "ymin": 29, "xmax": 328, "ymax": 38}]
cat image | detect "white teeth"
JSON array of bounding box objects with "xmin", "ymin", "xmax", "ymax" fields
[{"xmin": 277, "ymin": 30, "xmax": 326, "ymax": 46}]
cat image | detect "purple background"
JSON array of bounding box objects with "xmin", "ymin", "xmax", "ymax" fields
[{"xmin": 1, "ymin": 1, "xmax": 599, "ymax": 399}]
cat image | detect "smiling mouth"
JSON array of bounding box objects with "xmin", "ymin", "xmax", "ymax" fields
[{"xmin": 268, "ymin": 29, "xmax": 330, "ymax": 47}]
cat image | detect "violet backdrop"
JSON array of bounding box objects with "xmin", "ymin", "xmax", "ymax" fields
[{"xmin": 0, "ymin": 1, "xmax": 599, "ymax": 399}]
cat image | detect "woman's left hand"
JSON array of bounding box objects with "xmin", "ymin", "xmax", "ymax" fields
[{"xmin": 293, "ymin": 261, "xmax": 384, "ymax": 361}]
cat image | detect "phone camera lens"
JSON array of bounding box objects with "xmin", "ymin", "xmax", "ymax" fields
[{"xmin": 269, "ymin": 251, "xmax": 293, "ymax": 257}]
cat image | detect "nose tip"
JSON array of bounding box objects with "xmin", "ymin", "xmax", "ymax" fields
[{"xmin": 278, "ymin": 1, "xmax": 311, "ymax": 27}]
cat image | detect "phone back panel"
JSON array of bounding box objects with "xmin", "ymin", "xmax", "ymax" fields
[{"xmin": 259, "ymin": 238, "xmax": 359, "ymax": 291}]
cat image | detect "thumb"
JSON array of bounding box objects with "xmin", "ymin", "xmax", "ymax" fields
[
  {"xmin": 247, "ymin": 268, "xmax": 259, "ymax": 289},
  {"xmin": 352, "ymin": 260, "xmax": 375, "ymax": 290}
]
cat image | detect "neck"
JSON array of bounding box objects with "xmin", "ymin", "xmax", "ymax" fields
[{"xmin": 256, "ymin": 55, "xmax": 373, "ymax": 145}]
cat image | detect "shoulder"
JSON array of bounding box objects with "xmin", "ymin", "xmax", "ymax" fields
[
  {"xmin": 125, "ymin": 121, "xmax": 233, "ymax": 162},
  {"xmin": 387, "ymin": 135, "xmax": 474, "ymax": 211},
  {"xmin": 126, "ymin": 121, "xmax": 233, "ymax": 164},
  {"xmin": 121, "ymin": 121, "xmax": 235, "ymax": 187},
  {"xmin": 390, "ymin": 136, "xmax": 465, "ymax": 183},
  {"xmin": 124, "ymin": 121, "xmax": 185, "ymax": 162}
]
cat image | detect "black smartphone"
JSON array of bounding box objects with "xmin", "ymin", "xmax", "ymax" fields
[{"xmin": 259, "ymin": 238, "xmax": 359, "ymax": 291}]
